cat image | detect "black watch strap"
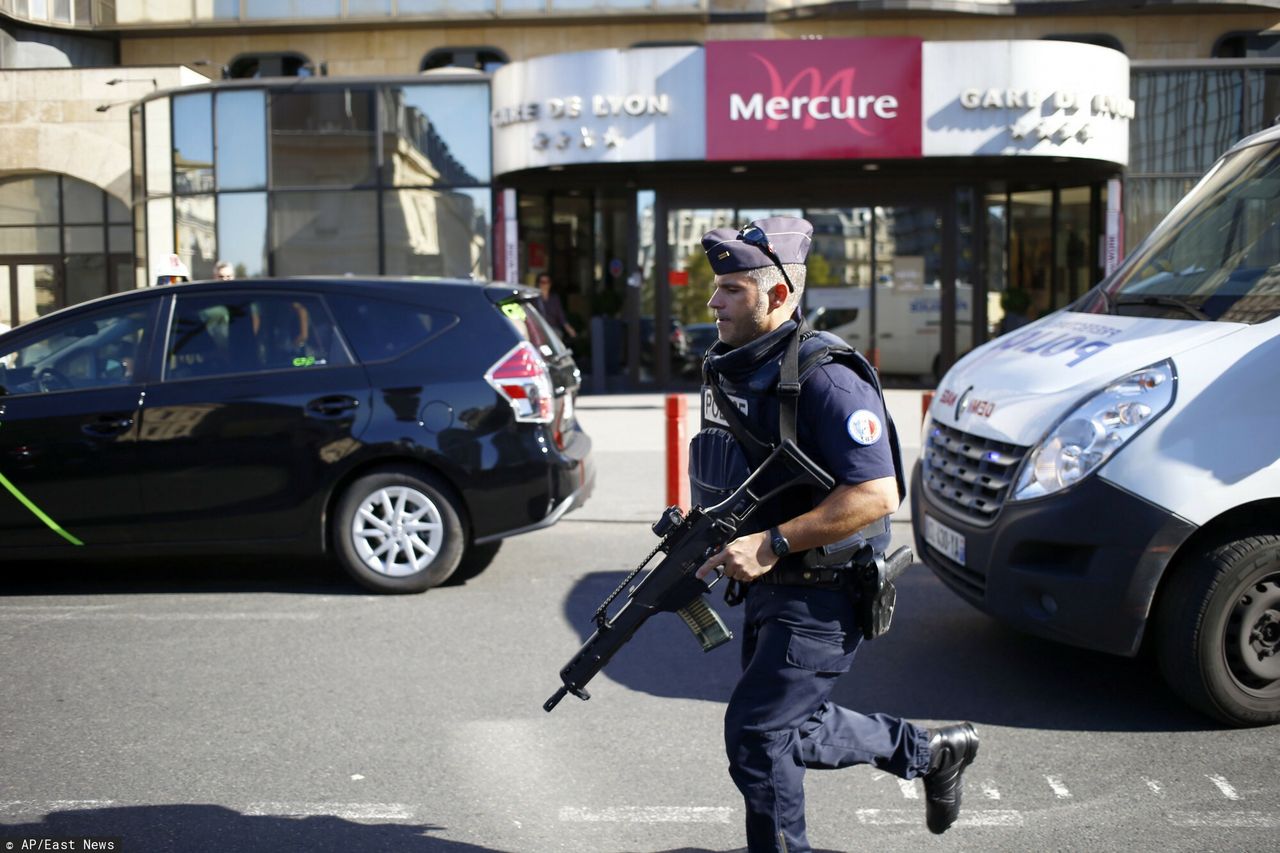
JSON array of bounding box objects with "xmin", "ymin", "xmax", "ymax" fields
[{"xmin": 769, "ymin": 526, "xmax": 790, "ymax": 558}]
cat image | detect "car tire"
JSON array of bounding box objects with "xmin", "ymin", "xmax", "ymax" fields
[
  {"xmin": 443, "ymin": 540, "xmax": 503, "ymax": 587},
  {"xmin": 1155, "ymin": 533, "xmax": 1280, "ymax": 726},
  {"xmin": 333, "ymin": 467, "xmax": 465, "ymax": 594}
]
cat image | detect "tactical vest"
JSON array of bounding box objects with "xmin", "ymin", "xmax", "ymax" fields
[{"xmin": 689, "ymin": 320, "xmax": 906, "ymax": 569}]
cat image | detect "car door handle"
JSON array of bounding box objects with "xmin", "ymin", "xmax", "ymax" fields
[
  {"xmin": 82, "ymin": 415, "xmax": 134, "ymax": 437},
  {"xmin": 306, "ymin": 395, "xmax": 359, "ymax": 418}
]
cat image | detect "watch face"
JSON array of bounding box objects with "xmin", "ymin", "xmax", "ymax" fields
[{"xmin": 771, "ymin": 529, "xmax": 789, "ymax": 556}]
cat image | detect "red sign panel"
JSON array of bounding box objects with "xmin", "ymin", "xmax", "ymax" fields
[{"xmin": 705, "ymin": 38, "xmax": 922, "ymax": 161}]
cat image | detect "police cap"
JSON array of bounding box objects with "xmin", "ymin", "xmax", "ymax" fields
[{"xmin": 701, "ymin": 216, "xmax": 814, "ymax": 276}]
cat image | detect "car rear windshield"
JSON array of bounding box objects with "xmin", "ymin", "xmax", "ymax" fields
[
  {"xmin": 501, "ymin": 299, "xmax": 568, "ymax": 358},
  {"xmin": 1089, "ymin": 140, "xmax": 1280, "ymax": 324},
  {"xmin": 326, "ymin": 293, "xmax": 458, "ymax": 363}
]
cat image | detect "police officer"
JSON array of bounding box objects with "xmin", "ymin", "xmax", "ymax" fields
[{"xmin": 691, "ymin": 216, "xmax": 979, "ymax": 852}]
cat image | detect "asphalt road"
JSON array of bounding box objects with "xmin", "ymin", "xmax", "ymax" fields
[{"xmin": 1, "ymin": 393, "xmax": 1276, "ymax": 853}]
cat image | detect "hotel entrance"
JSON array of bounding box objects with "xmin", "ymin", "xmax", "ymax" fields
[{"xmin": 657, "ymin": 201, "xmax": 957, "ymax": 383}]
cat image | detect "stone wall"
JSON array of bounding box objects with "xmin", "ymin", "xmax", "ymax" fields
[{"xmin": 0, "ymin": 66, "xmax": 210, "ymax": 203}]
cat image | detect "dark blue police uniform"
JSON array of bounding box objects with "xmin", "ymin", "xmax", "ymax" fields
[{"xmin": 693, "ymin": 217, "xmax": 974, "ymax": 853}]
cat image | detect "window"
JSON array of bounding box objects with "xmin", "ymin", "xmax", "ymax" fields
[
  {"xmin": 165, "ymin": 292, "xmax": 350, "ymax": 380},
  {"xmin": 216, "ymin": 90, "xmax": 267, "ymax": 191},
  {"xmin": 383, "ymin": 82, "xmax": 492, "ymax": 185},
  {"xmin": 1214, "ymin": 32, "xmax": 1280, "ymax": 59},
  {"xmin": 326, "ymin": 293, "xmax": 457, "ymax": 362},
  {"xmin": 420, "ymin": 46, "xmax": 508, "ymax": 74},
  {"xmin": 270, "ymin": 90, "xmax": 377, "ymax": 187},
  {"xmin": 382, "ymin": 188, "xmax": 492, "ymax": 279},
  {"xmin": 226, "ymin": 51, "xmax": 319, "ymax": 79},
  {"xmin": 173, "ymin": 93, "xmax": 214, "ymax": 194},
  {"xmin": 0, "ymin": 303, "xmax": 155, "ymax": 396}
]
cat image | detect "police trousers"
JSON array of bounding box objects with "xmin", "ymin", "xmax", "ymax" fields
[{"xmin": 725, "ymin": 582, "xmax": 932, "ymax": 853}]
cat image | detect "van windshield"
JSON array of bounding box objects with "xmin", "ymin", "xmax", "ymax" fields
[{"xmin": 1084, "ymin": 139, "xmax": 1280, "ymax": 324}]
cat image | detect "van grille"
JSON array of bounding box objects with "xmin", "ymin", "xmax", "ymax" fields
[{"xmin": 922, "ymin": 421, "xmax": 1028, "ymax": 526}]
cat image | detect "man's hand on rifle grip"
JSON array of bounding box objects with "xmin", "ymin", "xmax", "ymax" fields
[{"xmin": 695, "ymin": 530, "xmax": 778, "ymax": 584}]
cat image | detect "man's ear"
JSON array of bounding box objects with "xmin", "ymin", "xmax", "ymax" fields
[{"xmin": 768, "ymin": 282, "xmax": 791, "ymax": 312}]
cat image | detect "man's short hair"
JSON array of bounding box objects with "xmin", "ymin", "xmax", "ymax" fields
[{"xmin": 746, "ymin": 263, "xmax": 806, "ymax": 307}]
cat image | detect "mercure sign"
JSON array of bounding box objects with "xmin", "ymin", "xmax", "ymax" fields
[{"xmin": 705, "ymin": 38, "xmax": 923, "ymax": 161}]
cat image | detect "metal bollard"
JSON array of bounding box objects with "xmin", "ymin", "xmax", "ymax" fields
[{"xmin": 665, "ymin": 394, "xmax": 690, "ymax": 511}]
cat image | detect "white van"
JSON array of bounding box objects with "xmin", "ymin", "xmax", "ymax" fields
[
  {"xmin": 807, "ymin": 281, "xmax": 973, "ymax": 378},
  {"xmin": 912, "ymin": 125, "xmax": 1280, "ymax": 726}
]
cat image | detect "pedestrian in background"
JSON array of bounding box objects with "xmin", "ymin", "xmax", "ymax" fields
[{"xmin": 535, "ymin": 272, "xmax": 576, "ymax": 340}]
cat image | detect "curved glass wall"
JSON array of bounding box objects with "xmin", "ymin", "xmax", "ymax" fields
[{"xmin": 136, "ymin": 78, "xmax": 492, "ymax": 285}]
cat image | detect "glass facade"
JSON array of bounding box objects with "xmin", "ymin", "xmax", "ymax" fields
[
  {"xmin": 136, "ymin": 78, "xmax": 492, "ymax": 285},
  {"xmin": 88, "ymin": 0, "xmax": 705, "ymax": 23},
  {"xmin": 1128, "ymin": 63, "xmax": 1280, "ymax": 253},
  {"xmin": 0, "ymin": 174, "xmax": 131, "ymax": 328}
]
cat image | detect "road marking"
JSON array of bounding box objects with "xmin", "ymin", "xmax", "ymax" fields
[
  {"xmin": 896, "ymin": 778, "xmax": 919, "ymax": 800},
  {"xmin": 1207, "ymin": 774, "xmax": 1240, "ymax": 800},
  {"xmin": 1142, "ymin": 777, "xmax": 1164, "ymax": 796},
  {"xmin": 981, "ymin": 780, "xmax": 1001, "ymax": 800},
  {"xmin": 244, "ymin": 802, "xmax": 415, "ymax": 820},
  {"xmin": 856, "ymin": 809, "xmax": 1024, "ymax": 827},
  {"xmin": 559, "ymin": 806, "xmax": 734, "ymax": 823},
  {"xmin": 0, "ymin": 800, "xmax": 117, "ymax": 814},
  {"xmin": 0, "ymin": 612, "xmax": 321, "ymax": 622},
  {"xmin": 1046, "ymin": 776, "xmax": 1072, "ymax": 798},
  {"xmin": 1168, "ymin": 810, "xmax": 1278, "ymax": 828}
]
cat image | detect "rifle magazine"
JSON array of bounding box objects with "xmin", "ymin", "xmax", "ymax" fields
[{"xmin": 676, "ymin": 597, "xmax": 734, "ymax": 652}]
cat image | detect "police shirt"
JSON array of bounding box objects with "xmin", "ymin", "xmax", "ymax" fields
[{"xmin": 795, "ymin": 361, "xmax": 896, "ymax": 490}]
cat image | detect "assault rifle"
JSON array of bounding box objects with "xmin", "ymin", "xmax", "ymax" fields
[{"xmin": 544, "ymin": 439, "xmax": 834, "ymax": 712}]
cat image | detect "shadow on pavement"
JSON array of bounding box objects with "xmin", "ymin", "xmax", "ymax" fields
[
  {"xmin": 563, "ymin": 568, "xmax": 1216, "ymax": 734},
  {"xmin": 0, "ymin": 804, "xmax": 510, "ymax": 853},
  {"xmin": 0, "ymin": 554, "xmax": 365, "ymax": 597}
]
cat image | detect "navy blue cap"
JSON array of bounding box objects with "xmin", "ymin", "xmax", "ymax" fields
[{"xmin": 701, "ymin": 216, "xmax": 813, "ymax": 276}]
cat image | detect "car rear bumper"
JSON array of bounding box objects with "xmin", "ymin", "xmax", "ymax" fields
[
  {"xmin": 470, "ymin": 425, "xmax": 595, "ymax": 544},
  {"xmin": 910, "ymin": 461, "xmax": 1197, "ymax": 657}
]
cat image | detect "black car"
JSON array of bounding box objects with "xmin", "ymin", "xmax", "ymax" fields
[{"xmin": 0, "ymin": 277, "xmax": 594, "ymax": 593}]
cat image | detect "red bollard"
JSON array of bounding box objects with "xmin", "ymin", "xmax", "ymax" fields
[
  {"xmin": 922, "ymin": 391, "xmax": 935, "ymax": 424},
  {"xmin": 665, "ymin": 394, "xmax": 690, "ymax": 511}
]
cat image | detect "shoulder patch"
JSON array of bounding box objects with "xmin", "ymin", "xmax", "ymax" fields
[{"xmin": 846, "ymin": 409, "xmax": 883, "ymax": 446}]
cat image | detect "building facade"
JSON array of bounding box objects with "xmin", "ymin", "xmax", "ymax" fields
[{"xmin": 2, "ymin": 0, "xmax": 1278, "ymax": 385}]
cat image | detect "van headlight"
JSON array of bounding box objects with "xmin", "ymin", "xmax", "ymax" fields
[{"xmin": 1011, "ymin": 360, "xmax": 1176, "ymax": 501}]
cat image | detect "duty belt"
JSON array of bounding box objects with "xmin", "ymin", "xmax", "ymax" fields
[{"xmin": 758, "ymin": 566, "xmax": 848, "ymax": 588}]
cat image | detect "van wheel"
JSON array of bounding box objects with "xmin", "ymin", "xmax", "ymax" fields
[
  {"xmin": 1155, "ymin": 534, "xmax": 1280, "ymax": 726},
  {"xmin": 333, "ymin": 467, "xmax": 464, "ymax": 593}
]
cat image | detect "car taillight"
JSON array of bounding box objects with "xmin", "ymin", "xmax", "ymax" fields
[{"xmin": 486, "ymin": 341, "xmax": 554, "ymax": 424}]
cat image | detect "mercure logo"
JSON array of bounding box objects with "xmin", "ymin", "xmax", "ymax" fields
[{"xmin": 726, "ymin": 54, "xmax": 900, "ymax": 134}]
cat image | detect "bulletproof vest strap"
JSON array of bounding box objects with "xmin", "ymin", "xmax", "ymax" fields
[{"xmin": 777, "ymin": 319, "xmax": 803, "ymax": 446}]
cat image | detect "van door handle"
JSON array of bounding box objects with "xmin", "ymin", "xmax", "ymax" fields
[
  {"xmin": 306, "ymin": 395, "xmax": 359, "ymax": 418},
  {"xmin": 82, "ymin": 415, "xmax": 134, "ymax": 436}
]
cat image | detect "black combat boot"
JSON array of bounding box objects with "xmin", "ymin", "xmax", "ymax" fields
[{"xmin": 922, "ymin": 722, "xmax": 979, "ymax": 834}]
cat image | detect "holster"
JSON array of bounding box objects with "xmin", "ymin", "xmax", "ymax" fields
[{"xmin": 850, "ymin": 545, "xmax": 899, "ymax": 641}]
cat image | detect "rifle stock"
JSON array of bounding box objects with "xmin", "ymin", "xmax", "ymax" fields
[{"xmin": 544, "ymin": 439, "xmax": 833, "ymax": 712}]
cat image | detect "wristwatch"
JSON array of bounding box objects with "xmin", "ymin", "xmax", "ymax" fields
[{"xmin": 768, "ymin": 526, "xmax": 791, "ymax": 558}]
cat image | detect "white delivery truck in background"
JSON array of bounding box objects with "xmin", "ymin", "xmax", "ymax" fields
[
  {"xmin": 806, "ymin": 275, "xmax": 973, "ymax": 379},
  {"xmin": 912, "ymin": 125, "xmax": 1280, "ymax": 727}
]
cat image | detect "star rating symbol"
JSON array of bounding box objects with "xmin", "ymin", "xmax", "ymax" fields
[
  {"xmin": 532, "ymin": 132, "xmax": 549, "ymax": 151},
  {"xmin": 1075, "ymin": 124, "xmax": 1092, "ymax": 142},
  {"xmin": 556, "ymin": 132, "xmax": 571, "ymax": 150},
  {"xmin": 603, "ymin": 127, "xmax": 623, "ymax": 148},
  {"xmin": 579, "ymin": 127, "xmax": 594, "ymax": 148}
]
